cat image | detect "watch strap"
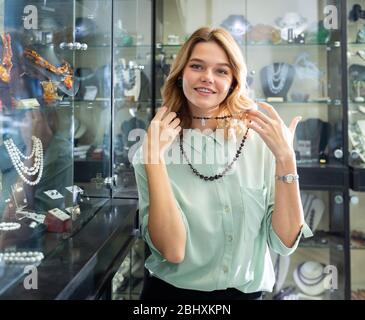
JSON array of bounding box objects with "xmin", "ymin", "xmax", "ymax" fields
[{"xmin": 275, "ymin": 173, "xmax": 299, "ymax": 183}]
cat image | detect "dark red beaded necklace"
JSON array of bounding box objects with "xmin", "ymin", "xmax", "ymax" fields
[{"xmin": 179, "ymin": 127, "xmax": 250, "ymax": 181}]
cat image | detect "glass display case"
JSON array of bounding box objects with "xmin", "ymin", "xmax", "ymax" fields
[
  {"xmin": 0, "ymin": 0, "xmax": 362, "ymax": 300},
  {"xmin": 112, "ymin": 237, "xmax": 145, "ymax": 300},
  {"xmin": 154, "ymin": 0, "xmax": 350, "ymax": 300},
  {"xmin": 347, "ymin": 0, "xmax": 365, "ymax": 300},
  {"xmin": 0, "ymin": 0, "xmax": 151, "ymax": 298},
  {"xmin": 349, "ymin": 191, "xmax": 365, "ymax": 299}
]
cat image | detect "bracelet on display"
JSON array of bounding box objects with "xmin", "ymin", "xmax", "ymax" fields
[
  {"xmin": 15, "ymin": 210, "xmax": 46, "ymax": 224},
  {"xmin": 0, "ymin": 222, "xmax": 21, "ymax": 231},
  {"xmin": 0, "ymin": 251, "xmax": 44, "ymax": 264}
]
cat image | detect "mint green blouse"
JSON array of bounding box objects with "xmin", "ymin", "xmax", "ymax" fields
[{"xmin": 132, "ymin": 128, "xmax": 313, "ymax": 293}]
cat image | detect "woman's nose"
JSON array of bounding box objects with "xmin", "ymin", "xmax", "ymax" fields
[{"xmin": 200, "ymin": 70, "xmax": 214, "ymax": 83}]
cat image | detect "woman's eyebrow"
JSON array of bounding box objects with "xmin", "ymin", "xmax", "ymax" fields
[{"xmin": 189, "ymin": 58, "xmax": 231, "ymax": 68}]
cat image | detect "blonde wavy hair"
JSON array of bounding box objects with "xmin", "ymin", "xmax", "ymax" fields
[{"xmin": 161, "ymin": 26, "xmax": 255, "ymax": 139}]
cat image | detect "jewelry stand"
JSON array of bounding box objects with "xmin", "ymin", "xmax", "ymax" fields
[
  {"xmin": 260, "ymin": 63, "xmax": 295, "ymax": 101},
  {"xmin": 293, "ymin": 261, "xmax": 330, "ymax": 297},
  {"xmin": 295, "ymin": 118, "xmax": 330, "ymax": 164},
  {"xmin": 349, "ymin": 64, "xmax": 365, "ymax": 102},
  {"xmin": 353, "ymin": 80, "xmax": 365, "ymax": 102},
  {"xmin": 300, "ymin": 192, "xmax": 325, "ymax": 232},
  {"xmin": 123, "ymin": 68, "xmax": 141, "ymax": 102}
]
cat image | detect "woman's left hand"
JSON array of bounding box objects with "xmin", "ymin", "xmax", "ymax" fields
[{"xmin": 246, "ymin": 102, "xmax": 301, "ymax": 161}]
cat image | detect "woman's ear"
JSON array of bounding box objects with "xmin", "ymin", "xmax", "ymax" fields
[{"xmin": 177, "ymin": 77, "xmax": 183, "ymax": 88}]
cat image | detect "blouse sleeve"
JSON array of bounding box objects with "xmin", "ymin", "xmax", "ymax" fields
[
  {"xmin": 264, "ymin": 150, "xmax": 313, "ymax": 256},
  {"xmin": 132, "ymin": 147, "xmax": 164, "ymax": 260}
]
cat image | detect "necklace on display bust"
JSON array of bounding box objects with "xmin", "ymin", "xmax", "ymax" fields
[
  {"xmin": 3, "ymin": 136, "xmax": 44, "ymax": 186},
  {"xmin": 267, "ymin": 63, "xmax": 289, "ymax": 94},
  {"xmin": 260, "ymin": 62, "xmax": 295, "ymax": 99},
  {"xmin": 179, "ymin": 127, "xmax": 249, "ymax": 181},
  {"xmin": 192, "ymin": 111, "xmax": 244, "ymax": 126}
]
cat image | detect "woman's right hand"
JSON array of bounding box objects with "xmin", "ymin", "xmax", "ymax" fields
[{"xmin": 143, "ymin": 106, "xmax": 181, "ymax": 164}]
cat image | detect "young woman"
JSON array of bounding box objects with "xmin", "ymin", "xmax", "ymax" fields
[{"xmin": 132, "ymin": 27, "xmax": 312, "ymax": 301}]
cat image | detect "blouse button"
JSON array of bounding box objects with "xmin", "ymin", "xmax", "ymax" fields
[
  {"xmin": 227, "ymin": 235, "xmax": 233, "ymax": 242},
  {"xmin": 223, "ymin": 265, "xmax": 229, "ymax": 273},
  {"xmin": 224, "ymin": 206, "xmax": 230, "ymax": 213}
]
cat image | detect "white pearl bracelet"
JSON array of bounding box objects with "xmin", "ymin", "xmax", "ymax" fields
[
  {"xmin": 0, "ymin": 251, "xmax": 44, "ymax": 264},
  {"xmin": 0, "ymin": 222, "xmax": 21, "ymax": 231}
]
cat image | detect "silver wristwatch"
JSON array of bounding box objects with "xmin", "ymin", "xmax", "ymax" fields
[{"xmin": 275, "ymin": 173, "xmax": 299, "ymax": 184}]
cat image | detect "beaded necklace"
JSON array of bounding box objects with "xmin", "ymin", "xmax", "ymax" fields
[
  {"xmin": 3, "ymin": 136, "xmax": 44, "ymax": 186},
  {"xmin": 297, "ymin": 262, "xmax": 326, "ymax": 286},
  {"xmin": 179, "ymin": 127, "xmax": 249, "ymax": 181},
  {"xmin": 192, "ymin": 111, "xmax": 244, "ymax": 126}
]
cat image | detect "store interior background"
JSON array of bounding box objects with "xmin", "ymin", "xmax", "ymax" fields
[{"xmin": 0, "ymin": 0, "xmax": 365, "ymax": 300}]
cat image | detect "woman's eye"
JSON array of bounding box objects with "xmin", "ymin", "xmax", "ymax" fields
[
  {"xmin": 190, "ymin": 64, "xmax": 202, "ymax": 70},
  {"xmin": 217, "ymin": 69, "xmax": 229, "ymax": 75}
]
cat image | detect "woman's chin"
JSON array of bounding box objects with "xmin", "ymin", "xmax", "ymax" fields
[{"xmin": 188, "ymin": 99, "xmax": 220, "ymax": 110}]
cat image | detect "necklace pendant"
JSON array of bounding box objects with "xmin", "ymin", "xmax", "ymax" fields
[{"xmin": 201, "ymin": 118, "xmax": 206, "ymax": 126}]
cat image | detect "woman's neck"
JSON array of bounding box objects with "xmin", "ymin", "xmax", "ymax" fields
[
  {"xmin": 189, "ymin": 104, "xmax": 220, "ymax": 132},
  {"xmin": 191, "ymin": 118, "xmax": 218, "ymax": 132}
]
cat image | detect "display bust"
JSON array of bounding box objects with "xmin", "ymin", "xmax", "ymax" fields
[{"xmin": 260, "ymin": 63, "xmax": 295, "ymax": 101}]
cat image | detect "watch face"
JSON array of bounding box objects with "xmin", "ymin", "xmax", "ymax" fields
[{"xmin": 286, "ymin": 175, "xmax": 294, "ymax": 183}]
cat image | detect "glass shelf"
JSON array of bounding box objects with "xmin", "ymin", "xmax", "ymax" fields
[
  {"xmin": 348, "ymin": 101, "xmax": 365, "ymax": 104},
  {"xmin": 348, "ymin": 42, "xmax": 365, "ymax": 46},
  {"xmin": 350, "ymin": 243, "xmax": 365, "ymax": 250},
  {"xmin": 299, "ymin": 230, "xmax": 340, "ymax": 249},
  {"xmin": 257, "ymin": 100, "xmax": 330, "ymax": 105},
  {"xmin": 158, "ymin": 42, "xmax": 329, "ymax": 49},
  {"xmin": 155, "ymin": 98, "xmax": 330, "ymax": 106},
  {"xmin": 73, "ymin": 98, "xmax": 151, "ymax": 103},
  {"xmin": 297, "ymin": 162, "xmax": 345, "ymax": 169},
  {"xmin": 30, "ymin": 43, "xmax": 152, "ymax": 49}
]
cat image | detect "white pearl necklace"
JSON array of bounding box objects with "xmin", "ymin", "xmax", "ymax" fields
[
  {"xmin": 3, "ymin": 136, "xmax": 44, "ymax": 186},
  {"xmin": 0, "ymin": 251, "xmax": 44, "ymax": 264},
  {"xmin": 0, "ymin": 222, "xmax": 21, "ymax": 231},
  {"xmin": 267, "ymin": 63, "xmax": 289, "ymax": 95}
]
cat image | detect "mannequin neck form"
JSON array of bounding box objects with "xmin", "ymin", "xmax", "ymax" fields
[{"xmin": 261, "ymin": 63, "xmax": 294, "ymax": 99}]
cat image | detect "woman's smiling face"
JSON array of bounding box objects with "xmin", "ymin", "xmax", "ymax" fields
[{"xmin": 182, "ymin": 41, "xmax": 234, "ymax": 114}]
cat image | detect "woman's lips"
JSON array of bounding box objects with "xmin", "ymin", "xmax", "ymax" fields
[{"xmin": 194, "ymin": 88, "xmax": 216, "ymax": 96}]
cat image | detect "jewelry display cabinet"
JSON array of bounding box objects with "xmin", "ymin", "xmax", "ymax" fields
[
  {"xmin": 155, "ymin": 0, "xmax": 350, "ymax": 299},
  {"xmin": 348, "ymin": 0, "xmax": 365, "ymax": 191},
  {"xmin": 0, "ymin": 0, "xmax": 150, "ymax": 299},
  {"xmin": 347, "ymin": 0, "xmax": 365, "ymax": 300}
]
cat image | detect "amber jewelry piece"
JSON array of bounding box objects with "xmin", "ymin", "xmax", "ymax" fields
[
  {"xmin": 24, "ymin": 48, "xmax": 74, "ymax": 89},
  {"xmin": 41, "ymin": 80, "xmax": 60, "ymax": 104},
  {"xmin": 0, "ymin": 33, "xmax": 13, "ymax": 83}
]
